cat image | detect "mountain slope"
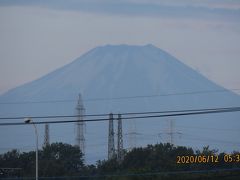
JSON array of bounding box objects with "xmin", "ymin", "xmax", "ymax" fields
[{"xmin": 0, "ymin": 44, "xmax": 239, "ymax": 163}]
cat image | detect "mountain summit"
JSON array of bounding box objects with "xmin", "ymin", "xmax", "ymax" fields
[
  {"xmin": 0, "ymin": 44, "xmax": 239, "ymax": 163},
  {"xmin": 1, "ymin": 44, "xmax": 237, "ymax": 110}
]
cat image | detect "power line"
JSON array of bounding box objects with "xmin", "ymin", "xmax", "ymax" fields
[
  {"xmin": 0, "ymin": 88, "xmax": 239, "ymax": 105},
  {"xmin": 119, "ymin": 106, "xmax": 240, "ymax": 116},
  {"xmin": 0, "ymin": 113, "xmax": 107, "ymax": 120},
  {"xmin": 181, "ymin": 136, "xmax": 240, "ymax": 147},
  {"xmin": 2, "ymin": 128, "xmax": 238, "ymax": 150},
  {"xmin": 176, "ymin": 125, "xmax": 239, "ymax": 132},
  {"xmin": 181, "ymin": 133, "xmax": 240, "ymax": 145},
  {"xmin": 1, "ymin": 106, "xmax": 240, "ymax": 120},
  {"xmin": 136, "ymin": 131, "xmax": 240, "ymax": 146},
  {"xmin": 0, "ymin": 107, "xmax": 239, "ymax": 126}
]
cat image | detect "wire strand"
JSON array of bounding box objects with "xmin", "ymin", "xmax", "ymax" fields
[
  {"xmin": 1, "ymin": 106, "xmax": 240, "ymax": 120},
  {"xmin": 0, "ymin": 107, "xmax": 239, "ymax": 126},
  {"xmin": 0, "ymin": 88, "xmax": 239, "ymax": 105}
]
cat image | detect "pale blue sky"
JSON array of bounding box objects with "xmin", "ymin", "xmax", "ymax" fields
[
  {"xmin": 0, "ymin": 0, "xmax": 239, "ymax": 22},
  {"xmin": 0, "ymin": 0, "xmax": 240, "ymax": 94}
]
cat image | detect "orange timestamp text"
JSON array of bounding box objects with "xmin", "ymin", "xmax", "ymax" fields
[{"xmin": 176, "ymin": 154, "xmax": 240, "ymax": 164}]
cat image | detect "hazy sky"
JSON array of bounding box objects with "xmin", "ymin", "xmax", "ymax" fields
[{"xmin": 0, "ymin": 0, "xmax": 240, "ymax": 95}]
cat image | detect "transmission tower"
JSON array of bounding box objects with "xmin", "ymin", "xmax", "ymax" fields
[
  {"xmin": 128, "ymin": 119, "xmax": 137, "ymax": 150},
  {"xmin": 117, "ymin": 114, "xmax": 123, "ymax": 162},
  {"xmin": 167, "ymin": 119, "xmax": 181, "ymax": 145},
  {"xmin": 75, "ymin": 94, "xmax": 86, "ymax": 154},
  {"xmin": 43, "ymin": 124, "xmax": 50, "ymax": 147},
  {"xmin": 108, "ymin": 113, "xmax": 115, "ymax": 160},
  {"xmin": 169, "ymin": 119, "xmax": 173, "ymax": 144}
]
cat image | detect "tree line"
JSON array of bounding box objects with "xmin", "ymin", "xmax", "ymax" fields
[{"xmin": 0, "ymin": 142, "xmax": 240, "ymax": 179}]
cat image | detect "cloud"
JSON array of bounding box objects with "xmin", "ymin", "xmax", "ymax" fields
[
  {"xmin": 124, "ymin": 0, "xmax": 240, "ymax": 10},
  {"xmin": 0, "ymin": 0, "xmax": 239, "ymax": 21}
]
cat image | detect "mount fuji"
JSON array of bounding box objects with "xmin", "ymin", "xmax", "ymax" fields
[{"xmin": 0, "ymin": 44, "xmax": 239, "ymax": 163}]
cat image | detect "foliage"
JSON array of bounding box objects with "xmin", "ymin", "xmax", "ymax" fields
[
  {"xmin": 0, "ymin": 143, "xmax": 84, "ymax": 178},
  {"xmin": 96, "ymin": 143, "xmax": 240, "ymax": 180},
  {"xmin": 1, "ymin": 142, "xmax": 240, "ymax": 179}
]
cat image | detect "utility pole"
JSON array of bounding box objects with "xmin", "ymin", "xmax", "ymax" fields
[
  {"xmin": 117, "ymin": 114, "xmax": 123, "ymax": 162},
  {"xmin": 76, "ymin": 94, "xmax": 86, "ymax": 154},
  {"xmin": 24, "ymin": 118, "xmax": 38, "ymax": 180},
  {"xmin": 43, "ymin": 124, "xmax": 50, "ymax": 147},
  {"xmin": 108, "ymin": 113, "xmax": 115, "ymax": 160}
]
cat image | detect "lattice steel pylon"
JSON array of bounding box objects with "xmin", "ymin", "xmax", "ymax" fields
[
  {"xmin": 75, "ymin": 94, "xmax": 86, "ymax": 154},
  {"xmin": 43, "ymin": 124, "xmax": 50, "ymax": 147},
  {"xmin": 167, "ymin": 119, "xmax": 174, "ymax": 145},
  {"xmin": 128, "ymin": 119, "xmax": 137, "ymax": 150},
  {"xmin": 108, "ymin": 113, "xmax": 115, "ymax": 160},
  {"xmin": 117, "ymin": 114, "xmax": 123, "ymax": 162}
]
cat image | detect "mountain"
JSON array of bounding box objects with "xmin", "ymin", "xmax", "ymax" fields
[{"xmin": 0, "ymin": 44, "xmax": 239, "ymax": 163}]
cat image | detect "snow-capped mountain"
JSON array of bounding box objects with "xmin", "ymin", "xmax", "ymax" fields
[{"xmin": 0, "ymin": 44, "xmax": 239, "ymax": 163}]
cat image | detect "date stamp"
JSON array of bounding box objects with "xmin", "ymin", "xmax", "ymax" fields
[{"xmin": 176, "ymin": 154, "xmax": 240, "ymax": 164}]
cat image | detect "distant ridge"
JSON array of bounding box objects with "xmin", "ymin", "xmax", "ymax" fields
[{"xmin": 0, "ymin": 44, "xmax": 239, "ymax": 163}]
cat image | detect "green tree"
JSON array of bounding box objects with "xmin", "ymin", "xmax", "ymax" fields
[
  {"xmin": 40, "ymin": 143, "xmax": 84, "ymax": 177},
  {"xmin": 0, "ymin": 142, "xmax": 84, "ymax": 178}
]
